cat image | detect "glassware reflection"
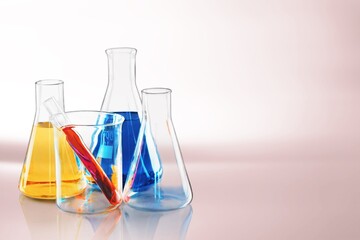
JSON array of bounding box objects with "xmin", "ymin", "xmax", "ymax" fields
[
  {"xmin": 19, "ymin": 194, "xmax": 122, "ymax": 240},
  {"xmin": 18, "ymin": 195, "xmax": 58, "ymax": 240},
  {"xmin": 57, "ymin": 208, "xmax": 122, "ymax": 240},
  {"xmin": 122, "ymin": 204, "xmax": 193, "ymax": 240},
  {"xmin": 19, "ymin": 195, "xmax": 192, "ymax": 240}
]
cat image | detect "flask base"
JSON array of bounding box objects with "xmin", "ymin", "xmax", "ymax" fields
[{"xmin": 126, "ymin": 188, "xmax": 191, "ymax": 211}]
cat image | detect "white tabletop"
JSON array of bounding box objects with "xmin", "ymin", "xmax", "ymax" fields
[{"xmin": 1, "ymin": 141, "xmax": 359, "ymax": 240}]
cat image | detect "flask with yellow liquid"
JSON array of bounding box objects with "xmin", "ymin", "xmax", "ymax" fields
[{"xmin": 19, "ymin": 79, "xmax": 85, "ymax": 199}]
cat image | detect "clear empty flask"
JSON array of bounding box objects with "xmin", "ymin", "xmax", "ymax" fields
[
  {"xmin": 19, "ymin": 80, "xmax": 84, "ymax": 199},
  {"xmin": 124, "ymin": 88, "xmax": 193, "ymax": 211},
  {"xmin": 98, "ymin": 47, "xmax": 161, "ymax": 190}
]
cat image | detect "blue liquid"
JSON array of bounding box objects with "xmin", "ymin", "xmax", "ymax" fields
[
  {"xmin": 90, "ymin": 114, "xmax": 120, "ymax": 185},
  {"xmin": 92, "ymin": 112, "xmax": 160, "ymax": 190}
]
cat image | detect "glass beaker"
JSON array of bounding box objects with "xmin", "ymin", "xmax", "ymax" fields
[
  {"xmin": 98, "ymin": 47, "xmax": 161, "ymax": 190},
  {"xmin": 124, "ymin": 88, "xmax": 193, "ymax": 211},
  {"xmin": 19, "ymin": 79, "xmax": 84, "ymax": 199},
  {"xmin": 51, "ymin": 110, "xmax": 124, "ymax": 214}
]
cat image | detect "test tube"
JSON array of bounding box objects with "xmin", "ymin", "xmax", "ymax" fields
[{"xmin": 44, "ymin": 97, "xmax": 121, "ymax": 206}]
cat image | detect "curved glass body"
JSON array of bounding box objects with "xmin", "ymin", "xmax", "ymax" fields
[
  {"xmin": 19, "ymin": 80, "xmax": 84, "ymax": 199},
  {"xmin": 99, "ymin": 47, "xmax": 161, "ymax": 190},
  {"xmin": 52, "ymin": 111, "xmax": 124, "ymax": 214},
  {"xmin": 124, "ymin": 88, "xmax": 193, "ymax": 211}
]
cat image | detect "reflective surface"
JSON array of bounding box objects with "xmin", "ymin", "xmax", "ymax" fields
[{"xmin": 1, "ymin": 142, "xmax": 360, "ymax": 239}]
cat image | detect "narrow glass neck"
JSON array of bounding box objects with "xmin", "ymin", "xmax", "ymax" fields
[
  {"xmin": 101, "ymin": 47, "xmax": 141, "ymax": 112},
  {"xmin": 107, "ymin": 48, "xmax": 136, "ymax": 87},
  {"xmin": 35, "ymin": 79, "xmax": 64, "ymax": 122},
  {"xmin": 142, "ymin": 88, "xmax": 172, "ymax": 121}
]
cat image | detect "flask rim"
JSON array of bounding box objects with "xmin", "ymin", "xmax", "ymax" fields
[
  {"xmin": 105, "ymin": 47, "xmax": 137, "ymax": 54},
  {"xmin": 142, "ymin": 87, "xmax": 172, "ymax": 95},
  {"xmin": 50, "ymin": 110, "xmax": 125, "ymax": 128},
  {"xmin": 35, "ymin": 79, "xmax": 64, "ymax": 86}
]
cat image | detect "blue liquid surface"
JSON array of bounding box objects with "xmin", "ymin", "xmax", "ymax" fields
[{"xmin": 92, "ymin": 112, "xmax": 160, "ymax": 190}]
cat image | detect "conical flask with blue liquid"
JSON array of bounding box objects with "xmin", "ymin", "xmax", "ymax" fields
[{"xmin": 94, "ymin": 47, "xmax": 161, "ymax": 190}]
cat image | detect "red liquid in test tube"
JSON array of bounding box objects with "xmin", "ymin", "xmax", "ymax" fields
[{"xmin": 62, "ymin": 126, "xmax": 121, "ymax": 206}]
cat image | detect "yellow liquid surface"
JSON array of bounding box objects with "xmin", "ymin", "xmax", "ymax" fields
[{"xmin": 19, "ymin": 122, "xmax": 86, "ymax": 199}]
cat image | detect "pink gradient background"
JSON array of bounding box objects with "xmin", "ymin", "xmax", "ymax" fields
[{"xmin": 0, "ymin": 0, "xmax": 360, "ymax": 239}]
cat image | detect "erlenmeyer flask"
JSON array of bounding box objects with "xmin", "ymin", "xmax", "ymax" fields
[
  {"xmin": 97, "ymin": 47, "xmax": 161, "ymax": 190},
  {"xmin": 124, "ymin": 88, "xmax": 193, "ymax": 211},
  {"xmin": 19, "ymin": 79, "xmax": 84, "ymax": 199}
]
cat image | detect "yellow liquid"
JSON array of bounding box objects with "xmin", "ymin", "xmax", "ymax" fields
[{"xmin": 19, "ymin": 122, "xmax": 86, "ymax": 199}]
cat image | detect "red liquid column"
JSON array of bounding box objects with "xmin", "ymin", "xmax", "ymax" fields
[{"xmin": 62, "ymin": 126, "xmax": 121, "ymax": 206}]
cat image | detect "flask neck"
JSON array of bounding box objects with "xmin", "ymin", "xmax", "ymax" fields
[
  {"xmin": 35, "ymin": 80, "xmax": 65, "ymax": 123},
  {"xmin": 142, "ymin": 88, "xmax": 172, "ymax": 122},
  {"xmin": 101, "ymin": 47, "xmax": 141, "ymax": 112}
]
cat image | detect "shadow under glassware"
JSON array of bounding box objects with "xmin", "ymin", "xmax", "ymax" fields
[
  {"xmin": 122, "ymin": 204, "xmax": 193, "ymax": 240},
  {"xmin": 50, "ymin": 110, "xmax": 125, "ymax": 214}
]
